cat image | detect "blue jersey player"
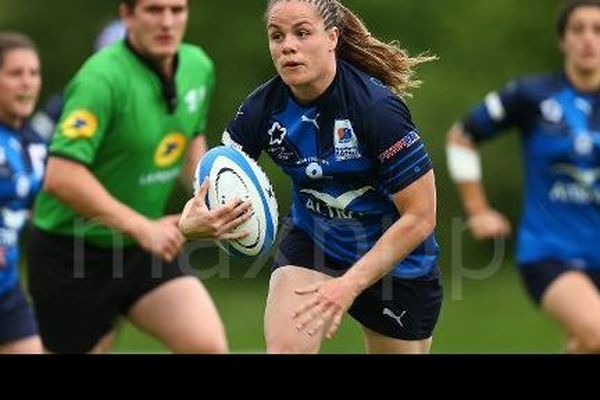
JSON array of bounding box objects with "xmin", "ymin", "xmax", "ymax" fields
[
  {"xmin": 180, "ymin": 0, "xmax": 442, "ymax": 353},
  {"xmin": 446, "ymin": 0, "xmax": 600, "ymax": 353},
  {"xmin": 0, "ymin": 32, "xmax": 45, "ymax": 353}
]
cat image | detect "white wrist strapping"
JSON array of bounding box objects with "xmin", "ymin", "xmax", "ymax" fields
[{"xmin": 446, "ymin": 143, "xmax": 482, "ymax": 182}]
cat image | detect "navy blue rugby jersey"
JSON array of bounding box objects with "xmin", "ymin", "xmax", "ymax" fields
[
  {"xmin": 463, "ymin": 72, "xmax": 600, "ymax": 270},
  {"xmin": 222, "ymin": 60, "xmax": 438, "ymax": 279},
  {"xmin": 0, "ymin": 123, "xmax": 46, "ymax": 295}
]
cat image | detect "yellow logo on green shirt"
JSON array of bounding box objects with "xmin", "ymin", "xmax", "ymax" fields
[
  {"xmin": 60, "ymin": 110, "xmax": 98, "ymax": 139},
  {"xmin": 154, "ymin": 133, "xmax": 187, "ymax": 168}
]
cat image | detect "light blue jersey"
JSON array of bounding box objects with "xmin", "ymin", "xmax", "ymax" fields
[
  {"xmin": 464, "ymin": 73, "xmax": 600, "ymax": 270},
  {"xmin": 223, "ymin": 60, "xmax": 438, "ymax": 279},
  {"xmin": 0, "ymin": 123, "xmax": 45, "ymax": 295}
]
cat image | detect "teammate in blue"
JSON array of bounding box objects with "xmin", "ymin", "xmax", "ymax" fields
[
  {"xmin": 180, "ymin": 0, "xmax": 442, "ymax": 353},
  {"xmin": 0, "ymin": 32, "xmax": 45, "ymax": 353},
  {"xmin": 446, "ymin": 0, "xmax": 600, "ymax": 353}
]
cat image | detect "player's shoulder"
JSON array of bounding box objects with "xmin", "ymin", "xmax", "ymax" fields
[
  {"xmin": 72, "ymin": 42, "xmax": 129, "ymax": 88},
  {"xmin": 179, "ymin": 43, "xmax": 214, "ymax": 71},
  {"xmin": 507, "ymin": 71, "xmax": 564, "ymax": 98},
  {"xmin": 337, "ymin": 59, "xmax": 398, "ymax": 111},
  {"xmin": 240, "ymin": 76, "xmax": 287, "ymax": 117}
]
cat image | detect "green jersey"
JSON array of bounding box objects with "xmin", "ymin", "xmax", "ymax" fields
[{"xmin": 33, "ymin": 40, "xmax": 215, "ymax": 248}]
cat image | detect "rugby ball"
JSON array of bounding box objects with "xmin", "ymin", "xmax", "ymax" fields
[{"xmin": 194, "ymin": 145, "xmax": 279, "ymax": 257}]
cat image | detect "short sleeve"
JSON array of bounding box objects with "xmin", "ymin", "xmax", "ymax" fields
[
  {"xmin": 362, "ymin": 96, "xmax": 433, "ymax": 194},
  {"xmin": 462, "ymin": 79, "xmax": 528, "ymax": 142},
  {"xmin": 221, "ymin": 99, "xmax": 263, "ymax": 160},
  {"xmin": 49, "ymin": 72, "xmax": 113, "ymax": 165}
]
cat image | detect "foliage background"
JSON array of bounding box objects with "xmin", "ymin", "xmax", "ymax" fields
[{"xmin": 3, "ymin": 0, "xmax": 567, "ymax": 352}]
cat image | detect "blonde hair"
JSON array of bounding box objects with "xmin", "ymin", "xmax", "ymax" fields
[{"xmin": 266, "ymin": 0, "xmax": 435, "ymax": 98}]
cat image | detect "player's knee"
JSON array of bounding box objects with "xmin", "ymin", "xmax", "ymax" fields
[
  {"xmin": 266, "ymin": 334, "xmax": 314, "ymax": 354},
  {"xmin": 170, "ymin": 335, "xmax": 228, "ymax": 354},
  {"xmin": 578, "ymin": 331, "xmax": 600, "ymax": 354}
]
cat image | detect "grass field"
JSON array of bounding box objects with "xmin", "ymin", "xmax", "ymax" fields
[{"xmin": 113, "ymin": 255, "xmax": 563, "ymax": 354}]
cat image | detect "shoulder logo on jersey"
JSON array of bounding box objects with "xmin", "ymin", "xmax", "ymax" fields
[
  {"xmin": 60, "ymin": 109, "xmax": 98, "ymax": 140},
  {"xmin": 378, "ymin": 131, "xmax": 420, "ymax": 162},
  {"xmin": 334, "ymin": 119, "xmax": 361, "ymax": 161},
  {"xmin": 184, "ymin": 87, "xmax": 207, "ymax": 113},
  {"xmin": 540, "ymin": 98, "xmax": 563, "ymax": 124},
  {"xmin": 154, "ymin": 132, "xmax": 187, "ymax": 168}
]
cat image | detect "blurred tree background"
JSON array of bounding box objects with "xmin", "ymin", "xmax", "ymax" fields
[{"xmin": 3, "ymin": 0, "xmax": 568, "ymax": 352}]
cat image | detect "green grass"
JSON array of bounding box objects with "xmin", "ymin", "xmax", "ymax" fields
[{"xmin": 112, "ymin": 258, "xmax": 564, "ymax": 354}]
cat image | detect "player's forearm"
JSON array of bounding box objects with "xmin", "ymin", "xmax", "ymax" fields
[
  {"xmin": 43, "ymin": 156, "xmax": 148, "ymax": 237},
  {"xmin": 179, "ymin": 134, "xmax": 207, "ymax": 192},
  {"xmin": 457, "ymin": 181, "xmax": 491, "ymax": 217},
  {"xmin": 343, "ymin": 209, "xmax": 436, "ymax": 294}
]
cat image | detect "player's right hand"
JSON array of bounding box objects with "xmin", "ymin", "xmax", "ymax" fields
[
  {"xmin": 135, "ymin": 215, "xmax": 185, "ymax": 262},
  {"xmin": 178, "ymin": 177, "xmax": 252, "ymax": 240},
  {"xmin": 467, "ymin": 208, "xmax": 512, "ymax": 240}
]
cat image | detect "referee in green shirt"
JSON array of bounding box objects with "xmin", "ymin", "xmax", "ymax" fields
[{"xmin": 26, "ymin": 0, "xmax": 250, "ymax": 353}]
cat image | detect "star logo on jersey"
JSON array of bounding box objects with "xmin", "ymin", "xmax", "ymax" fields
[
  {"xmin": 154, "ymin": 132, "xmax": 187, "ymax": 168},
  {"xmin": 60, "ymin": 110, "xmax": 98, "ymax": 140},
  {"xmin": 268, "ymin": 122, "xmax": 287, "ymax": 146}
]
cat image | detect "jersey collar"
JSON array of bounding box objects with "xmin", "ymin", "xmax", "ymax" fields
[{"xmin": 124, "ymin": 38, "xmax": 179, "ymax": 114}]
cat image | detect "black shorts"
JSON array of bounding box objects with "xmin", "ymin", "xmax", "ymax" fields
[
  {"xmin": 0, "ymin": 284, "xmax": 38, "ymax": 345},
  {"xmin": 519, "ymin": 260, "xmax": 600, "ymax": 305},
  {"xmin": 274, "ymin": 220, "xmax": 443, "ymax": 341},
  {"xmin": 26, "ymin": 227, "xmax": 188, "ymax": 353}
]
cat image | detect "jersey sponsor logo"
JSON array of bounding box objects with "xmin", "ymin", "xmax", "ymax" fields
[
  {"xmin": 484, "ymin": 92, "xmax": 506, "ymax": 122},
  {"xmin": 574, "ymin": 132, "xmax": 594, "ymax": 156},
  {"xmin": 60, "ymin": 109, "xmax": 98, "ymax": 139},
  {"xmin": 15, "ymin": 176, "xmax": 30, "ymax": 198},
  {"xmin": 1, "ymin": 208, "xmax": 28, "ymax": 230},
  {"xmin": 378, "ymin": 130, "xmax": 420, "ymax": 162},
  {"xmin": 139, "ymin": 167, "xmax": 181, "ymax": 186},
  {"xmin": 550, "ymin": 163, "xmax": 600, "ymax": 205},
  {"xmin": 305, "ymin": 162, "xmax": 324, "ymax": 180},
  {"xmin": 334, "ymin": 119, "xmax": 361, "ymax": 161},
  {"xmin": 0, "ymin": 228, "xmax": 17, "ymax": 247},
  {"xmin": 300, "ymin": 186, "xmax": 373, "ymax": 219},
  {"xmin": 154, "ymin": 132, "xmax": 187, "ymax": 168},
  {"xmin": 540, "ymin": 98, "xmax": 563, "ymax": 124},
  {"xmin": 184, "ymin": 87, "xmax": 206, "ymax": 113}
]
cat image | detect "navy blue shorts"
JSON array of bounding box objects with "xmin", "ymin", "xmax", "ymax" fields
[
  {"xmin": 0, "ymin": 284, "xmax": 38, "ymax": 346},
  {"xmin": 273, "ymin": 220, "xmax": 443, "ymax": 341},
  {"xmin": 26, "ymin": 227, "xmax": 188, "ymax": 353},
  {"xmin": 519, "ymin": 260, "xmax": 600, "ymax": 306}
]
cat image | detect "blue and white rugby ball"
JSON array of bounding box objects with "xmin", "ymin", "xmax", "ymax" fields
[{"xmin": 194, "ymin": 145, "xmax": 279, "ymax": 258}]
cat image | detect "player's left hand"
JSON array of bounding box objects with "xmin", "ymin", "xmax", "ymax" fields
[{"xmin": 293, "ymin": 278, "xmax": 359, "ymax": 340}]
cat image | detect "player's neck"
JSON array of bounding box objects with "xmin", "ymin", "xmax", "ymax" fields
[
  {"xmin": 565, "ymin": 65, "xmax": 600, "ymax": 93},
  {"xmin": 0, "ymin": 111, "xmax": 21, "ymax": 130}
]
